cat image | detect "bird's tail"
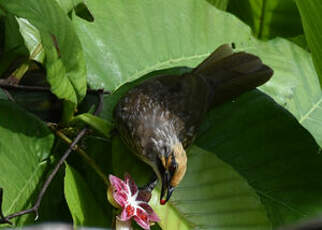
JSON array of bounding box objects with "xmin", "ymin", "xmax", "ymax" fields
[{"xmin": 193, "ymin": 44, "xmax": 273, "ymax": 106}]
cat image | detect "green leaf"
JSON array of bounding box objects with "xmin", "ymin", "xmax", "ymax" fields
[
  {"xmin": 73, "ymin": 0, "xmax": 254, "ymax": 91},
  {"xmin": 73, "ymin": 113, "xmax": 113, "ymax": 138},
  {"xmin": 16, "ymin": 18, "xmax": 44, "ymax": 63},
  {"xmin": 0, "ymin": 0, "xmax": 87, "ymax": 119},
  {"xmin": 73, "ymin": 135, "xmax": 113, "ymax": 220},
  {"xmin": 36, "ymin": 159, "xmax": 73, "ymax": 223},
  {"xmin": 0, "ymin": 13, "xmax": 28, "ymax": 77},
  {"xmin": 150, "ymin": 190, "xmax": 190, "ymax": 230},
  {"xmin": 249, "ymin": 39, "xmax": 322, "ymax": 147},
  {"xmin": 64, "ymin": 163, "xmax": 108, "ymax": 228},
  {"xmin": 0, "ymin": 99, "xmax": 54, "ymax": 226},
  {"xmin": 74, "ymin": 0, "xmax": 322, "ymax": 147},
  {"xmin": 2, "ymin": 0, "xmax": 85, "ymax": 71},
  {"xmin": 296, "ymin": 0, "xmax": 322, "ymax": 87},
  {"xmin": 227, "ymin": 0, "xmax": 303, "ymax": 39},
  {"xmin": 288, "ymin": 34, "xmax": 308, "ymax": 51},
  {"xmin": 150, "ymin": 146, "xmax": 271, "ymax": 230},
  {"xmin": 196, "ymin": 90, "xmax": 322, "ymax": 228}
]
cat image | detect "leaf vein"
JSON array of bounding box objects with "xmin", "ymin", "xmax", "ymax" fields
[{"xmin": 299, "ymin": 97, "xmax": 322, "ymax": 123}]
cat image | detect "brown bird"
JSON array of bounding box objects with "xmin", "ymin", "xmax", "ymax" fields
[{"xmin": 114, "ymin": 44, "xmax": 273, "ymax": 204}]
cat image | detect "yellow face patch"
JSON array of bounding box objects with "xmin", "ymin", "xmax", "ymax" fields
[{"xmin": 170, "ymin": 143, "xmax": 187, "ymax": 187}]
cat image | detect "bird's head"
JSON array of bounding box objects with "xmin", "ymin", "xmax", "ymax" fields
[{"xmin": 155, "ymin": 142, "xmax": 187, "ymax": 205}]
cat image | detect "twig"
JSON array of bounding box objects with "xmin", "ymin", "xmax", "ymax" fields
[
  {"xmin": 0, "ymin": 90, "xmax": 105, "ymax": 224},
  {"xmin": 49, "ymin": 125, "xmax": 109, "ymax": 186},
  {"xmin": 0, "ymin": 127, "xmax": 88, "ymax": 224},
  {"xmin": 0, "ymin": 189, "xmax": 11, "ymax": 225},
  {"xmin": 0, "ymin": 81, "xmax": 111, "ymax": 95}
]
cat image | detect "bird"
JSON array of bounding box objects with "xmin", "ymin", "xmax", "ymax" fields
[{"xmin": 114, "ymin": 44, "xmax": 273, "ymax": 205}]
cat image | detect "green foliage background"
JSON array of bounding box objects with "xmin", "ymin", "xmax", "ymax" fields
[{"xmin": 0, "ymin": 0, "xmax": 321, "ymax": 229}]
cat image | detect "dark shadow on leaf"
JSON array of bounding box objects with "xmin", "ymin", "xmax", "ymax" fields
[
  {"xmin": 13, "ymin": 162, "xmax": 71, "ymax": 226},
  {"xmin": 195, "ymin": 90, "xmax": 322, "ymax": 226},
  {"xmin": 0, "ymin": 99, "xmax": 53, "ymax": 139},
  {"xmin": 74, "ymin": 3, "xmax": 94, "ymax": 22}
]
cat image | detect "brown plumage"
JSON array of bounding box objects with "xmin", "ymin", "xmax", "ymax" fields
[{"xmin": 114, "ymin": 44, "xmax": 273, "ymax": 204}]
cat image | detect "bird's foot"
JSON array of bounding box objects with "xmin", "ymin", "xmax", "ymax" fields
[{"xmin": 137, "ymin": 176, "xmax": 158, "ymax": 202}]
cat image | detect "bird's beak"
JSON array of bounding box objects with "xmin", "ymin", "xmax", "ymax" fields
[{"xmin": 160, "ymin": 171, "xmax": 174, "ymax": 205}]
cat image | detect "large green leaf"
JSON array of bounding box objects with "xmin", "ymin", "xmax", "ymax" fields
[
  {"xmin": 64, "ymin": 163, "xmax": 108, "ymax": 228},
  {"xmin": 247, "ymin": 39, "xmax": 322, "ymax": 147},
  {"xmin": 227, "ymin": 0, "xmax": 303, "ymax": 39},
  {"xmin": 73, "ymin": 0, "xmax": 322, "ymax": 147},
  {"xmin": 152, "ymin": 146, "xmax": 271, "ymax": 230},
  {"xmin": 196, "ymin": 90, "xmax": 322, "ymax": 228},
  {"xmin": 0, "ymin": 0, "xmax": 87, "ymax": 119},
  {"xmin": 296, "ymin": 0, "xmax": 322, "ymax": 87},
  {"xmin": 73, "ymin": 0, "xmax": 254, "ymax": 91},
  {"xmin": 0, "ymin": 100, "xmax": 54, "ymax": 226}
]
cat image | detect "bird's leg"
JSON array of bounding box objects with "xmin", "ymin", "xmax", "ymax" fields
[
  {"xmin": 137, "ymin": 174, "xmax": 158, "ymax": 202},
  {"xmin": 139, "ymin": 174, "xmax": 158, "ymax": 193}
]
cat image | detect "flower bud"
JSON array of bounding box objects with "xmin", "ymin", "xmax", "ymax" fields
[{"xmin": 107, "ymin": 184, "xmax": 121, "ymax": 209}]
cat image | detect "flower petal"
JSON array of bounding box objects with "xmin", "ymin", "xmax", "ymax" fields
[
  {"xmin": 148, "ymin": 211, "xmax": 160, "ymax": 223},
  {"xmin": 113, "ymin": 191, "xmax": 128, "ymax": 208},
  {"xmin": 119, "ymin": 204, "xmax": 135, "ymax": 221},
  {"xmin": 138, "ymin": 203, "xmax": 160, "ymax": 222},
  {"xmin": 124, "ymin": 173, "xmax": 138, "ymax": 195},
  {"xmin": 109, "ymin": 175, "xmax": 129, "ymax": 194},
  {"xmin": 134, "ymin": 208, "xmax": 150, "ymax": 230}
]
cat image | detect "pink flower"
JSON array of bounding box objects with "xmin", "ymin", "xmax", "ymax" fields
[{"xmin": 108, "ymin": 174, "xmax": 160, "ymax": 230}]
